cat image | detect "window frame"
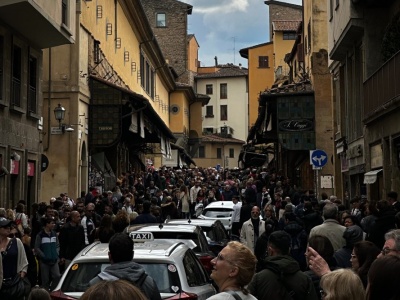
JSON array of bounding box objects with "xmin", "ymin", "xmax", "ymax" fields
[
  {"xmin": 27, "ymin": 53, "xmax": 39, "ymax": 115},
  {"xmin": 258, "ymin": 56, "xmax": 269, "ymax": 68},
  {"xmin": 217, "ymin": 148, "xmax": 222, "ymax": 159},
  {"xmin": 283, "ymin": 31, "xmax": 297, "ymax": 40},
  {"xmin": 229, "ymin": 148, "xmax": 234, "ymax": 158},
  {"xmin": 156, "ymin": 13, "xmax": 166, "ymax": 27},
  {"xmin": 205, "ymin": 105, "xmax": 214, "ymax": 118},
  {"xmin": 206, "ymin": 84, "xmax": 213, "ymax": 95},
  {"xmin": 62, "ymin": 0, "xmax": 69, "ymax": 26},
  {"xmin": 198, "ymin": 146, "xmax": 205, "ymax": 158},
  {"xmin": 220, "ymin": 83, "xmax": 227, "ymax": 99},
  {"xmin": 220, "ymin": 105, "xmax": 227, "ymax": 121}
]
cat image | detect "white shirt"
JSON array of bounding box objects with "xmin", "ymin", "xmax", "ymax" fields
[{"xmin": 232, "ymin": 201, "xmax": 242, "ymax": 223}]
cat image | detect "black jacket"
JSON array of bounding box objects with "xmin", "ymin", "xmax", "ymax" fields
[
  {"xmin": 59, "ymin": 222, "xmax": 86, "ymax": 260},
  {"xmin": 249, "ymin": 255, "xmax": 317, "ymax": 300},
  {"xmin": 367, "ymin": 208, "xmax": 396, "ymax": 249}
]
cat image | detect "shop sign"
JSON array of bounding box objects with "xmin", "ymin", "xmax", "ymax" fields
[{"xmin": 278, "ymin": 119, "xmax": 313, "ymax": 131}]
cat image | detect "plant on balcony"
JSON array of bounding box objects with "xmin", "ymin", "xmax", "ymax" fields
[{"xmin": 382, "ymin": 12, "xmax": 400, "ymax": 62}]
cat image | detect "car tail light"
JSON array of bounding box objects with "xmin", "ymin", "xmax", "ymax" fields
[
  {"xmin": 199, "ymin": 255, "xmax": 214, "ymax": 273},
  {"xmin": 167, "ymin": 291, "xmax": 198, "ymax": 299},
  {"xmin": 50, "ymin": 290, "xmax": 76, "ymax": 300}
]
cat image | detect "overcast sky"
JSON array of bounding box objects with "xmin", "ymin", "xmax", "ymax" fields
[{"xmin": 185, "ymin": 0, "xmax": 302, "ymax": 67}]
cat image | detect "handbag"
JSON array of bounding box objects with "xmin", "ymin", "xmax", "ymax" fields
[
  {"xmin": 0, "ymin": 238, "xmax": 27, "ymax": 299},
  {"xmin": 0, "ymin": 274, "xmax": 26, "ymax": 299}
]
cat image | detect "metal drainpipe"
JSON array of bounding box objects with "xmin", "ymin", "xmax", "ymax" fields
[{"xmin": 44, "ymin": 48, "xmax": 51, "ymax": 152}]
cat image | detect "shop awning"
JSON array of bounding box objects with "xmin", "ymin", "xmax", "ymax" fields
[{"xmin": 363, "ymin": 169, "xmax": 382, "ymax": 184}]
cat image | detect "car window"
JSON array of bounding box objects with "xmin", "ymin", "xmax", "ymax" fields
[
  {"xmin": 214, "ymin": 224, "xmax": 229, "ymax": 241},
  {"xmin": 202, "ymin": 226, "xmax": 217, "ymax": 241},
  {"xmin": 61, "ymin": 262, "xmax": 179, "ymax": 293},
  {"xmin": 202, "ymin": 208, "xmax": 233, "ymax": 218},
  {"xmin": 183, "ymin": 249, "xmax": 209, "ymax": 286},
  {"xmin": 197, "ymin": 229, "xmax": 211, "ymax": 252}
]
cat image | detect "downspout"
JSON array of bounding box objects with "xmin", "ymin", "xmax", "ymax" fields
[
  {"xmin": 114, "ymin": 0, "xmax": 117, "ymax": 51},
  {"xmin": 44, "ymin": 48, "xmax": 51, "ymax": 152}
]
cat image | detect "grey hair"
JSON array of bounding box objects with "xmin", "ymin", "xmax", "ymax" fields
[
  {"xmin": 323, "ymin": 203, "xmax": 339, "ymax": 220},
  {"xmin": 384, "ymin": 229, "xmax": 400, "ymax": 251}
]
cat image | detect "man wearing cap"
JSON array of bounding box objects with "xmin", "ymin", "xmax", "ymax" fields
[{"xmin": 248, "ymin": 230, "xmax": 317, "ymax": 300}]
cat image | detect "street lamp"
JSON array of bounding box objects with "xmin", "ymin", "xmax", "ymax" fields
[{"xmin": 54, "ymin": 104, "xmax": 66, "ymax": 128}]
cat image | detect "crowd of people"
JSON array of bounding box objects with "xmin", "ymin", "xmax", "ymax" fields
[{"xmin": 0, "ymin": 165, "xmax": 400, "ymax": 299}]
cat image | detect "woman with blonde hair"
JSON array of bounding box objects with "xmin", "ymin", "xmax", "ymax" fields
[
  {"xmin": 319, "ymin": 269, "xmax": 365, "ymax": 300},
  {"xmin": 81, "ymin": 280, "xmax": 147, "ymax": 300},
  {"xmin": 207, "ymin": 241, "xmax": 257, "ymax": 300}
]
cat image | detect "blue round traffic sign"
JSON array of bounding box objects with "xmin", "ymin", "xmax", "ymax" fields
[{"xmin": 311, "ymin": 149, "xmax": 328, "ymax": 167}]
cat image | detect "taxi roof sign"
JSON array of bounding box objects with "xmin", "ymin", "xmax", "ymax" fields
[{"xmin": 129, "ymin": 231, "xmax": 154, "ymax": 242}]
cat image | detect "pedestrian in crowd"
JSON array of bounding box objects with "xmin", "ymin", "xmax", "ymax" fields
[
  {"xmin": 10, "ymin": 225, "xmax": 36, "ymax": 293},
  {"xmin": 367, "ymin": 200, "xmax": 396, "ymax": 249},
  {"xmin": 207, "ymin": 241, "xmax": 257, "ymax": 300},
  {"xmin": 304, "ymin": 235, "xmax": 337, "ymax": 300},
  {"xmin": 231, "ymin": 195, "xmax": 242, "ymax": 237},
  {"xmin": 15, "ymin": 203, "xmax": 28, "ymax": 231},
  {"xmin": 254, "ymin": 218, "xmax": 276, "ymax": 272},
  {"xmin": 377, "ymin": 228, "xmax": 400, "ymax": 258},
  {"xmin": 309, "ymin": 203, "xmax": 346, "ymax": 251},
  {"xmin": 387, "ymin": 191, "xmax": 400, "ymax": 212},
  {"xmin": 161, "ymin": 196, "xmax": 178, "ymax": 220},
  {"xmin": 59, "ymin": 210, "xmax": 86, "ymax": 268},
  {"xmin": 366, "ymin": 255, "xmax": 400, "ymax": 300},
  {"xmin": 90, "ymin": 214, "xmax": 115, "ymax": 243},
  {"xmin": 82, "ymin": 280, "xmax": 147, "ymax": 300},
  {"xmin": 34, "ymin": 217, "xmax": 60, "ymax": 290},
  {"xmin": 360, "ymin": 201, "xmax": 378, "ymax": 238},
  {"xmin": 179, "ymin": 185, "xmax": 190, "ymax": 219},
  {"xmin": 28, "ymin": 285, "xmax": 51, "ymax": 300},
  {"xmin": 350, "ymin": 196, "xmax": 362, "ymax": 222},
  {"xmin": 0, "ymin": 217, "xmax": 29, "ymax": 300},
  {"xmin": 283, "ymin": 212, "xmax": 308, "ymax": 271},
  {"xmin": 334, "ymin": 224, "xmax": 364, "ymax": 268},
  {"xmin": 240, "ymin": 206, "xmax": 265, "ymax": 253},
  {"xmin": 81, "ymin": 203, "xmax": 96, "ymax": 245},
  {"xmin": 248, "ymin": 230, "xmax": 317, "ymax": 300},
  {"xmin": 112, "ymin": 210, "xmax": 130, "ymax": 232},
  {"xmin": 89, "ymin": 233, "xmax": 161, "ymax": 300},
  {"xmin": 351, "ymin": 241, "xmax": 380, "ymax": 287},
  {"xmin": 319, "ymin": 268, "xmax": 365, "ymax": 300},
  {"xmin": 133, "ymin": 201, "xmax": 157, "ymax": 224},
  {"xmin": 301, "ymin": 201, "xmax": 323, "ymax": 234}
]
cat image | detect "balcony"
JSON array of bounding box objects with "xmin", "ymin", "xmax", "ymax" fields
[
  {"xmin": 364, "ymin": 50, "xmax": 400, "ymax": 123},
  {"xmin": 0, "ymin": 0, "xmax": 74, "ymax": 49}
]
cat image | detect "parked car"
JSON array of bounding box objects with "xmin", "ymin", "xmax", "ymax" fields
[
  {"xmin": 165, "ymin": 219, "xmax": 230, "ymax": 255},
  {"xmin": 50, "ymin": 237, "xmax": 216, "ymax": 300},
  {"xmin": 197, "ymin": 201, "xmax": 236, "ymax": 233},
  {"xmin": 125, "ymin": 223, "xmax": 215, "ymax": 273}
]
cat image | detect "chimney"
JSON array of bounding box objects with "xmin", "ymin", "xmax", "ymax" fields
[{"xmin": 214, "ymin": 56, "xmax": 218, "ymax": 67}]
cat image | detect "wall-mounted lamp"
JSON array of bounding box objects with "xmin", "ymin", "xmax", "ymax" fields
[
  {"xmin": 54, "ymin": 104, "xmax": 66, "ymax": 128},
  {"xmin": 10, "ymin": 151, "xmax": 21, "ymax": 161}
]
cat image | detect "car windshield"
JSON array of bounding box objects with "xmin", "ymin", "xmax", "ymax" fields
[
  {"xmin": 61, "ymin": 262, "xmax": 179, "ymax": 293},
  {"xmin": 202, "ymin": 209, "xmax": 232, "ymax": 218}
]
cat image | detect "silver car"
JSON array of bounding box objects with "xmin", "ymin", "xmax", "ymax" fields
[{"xmin": 50, "ymin": 237, "xmax": 216, "ymax": 300}]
